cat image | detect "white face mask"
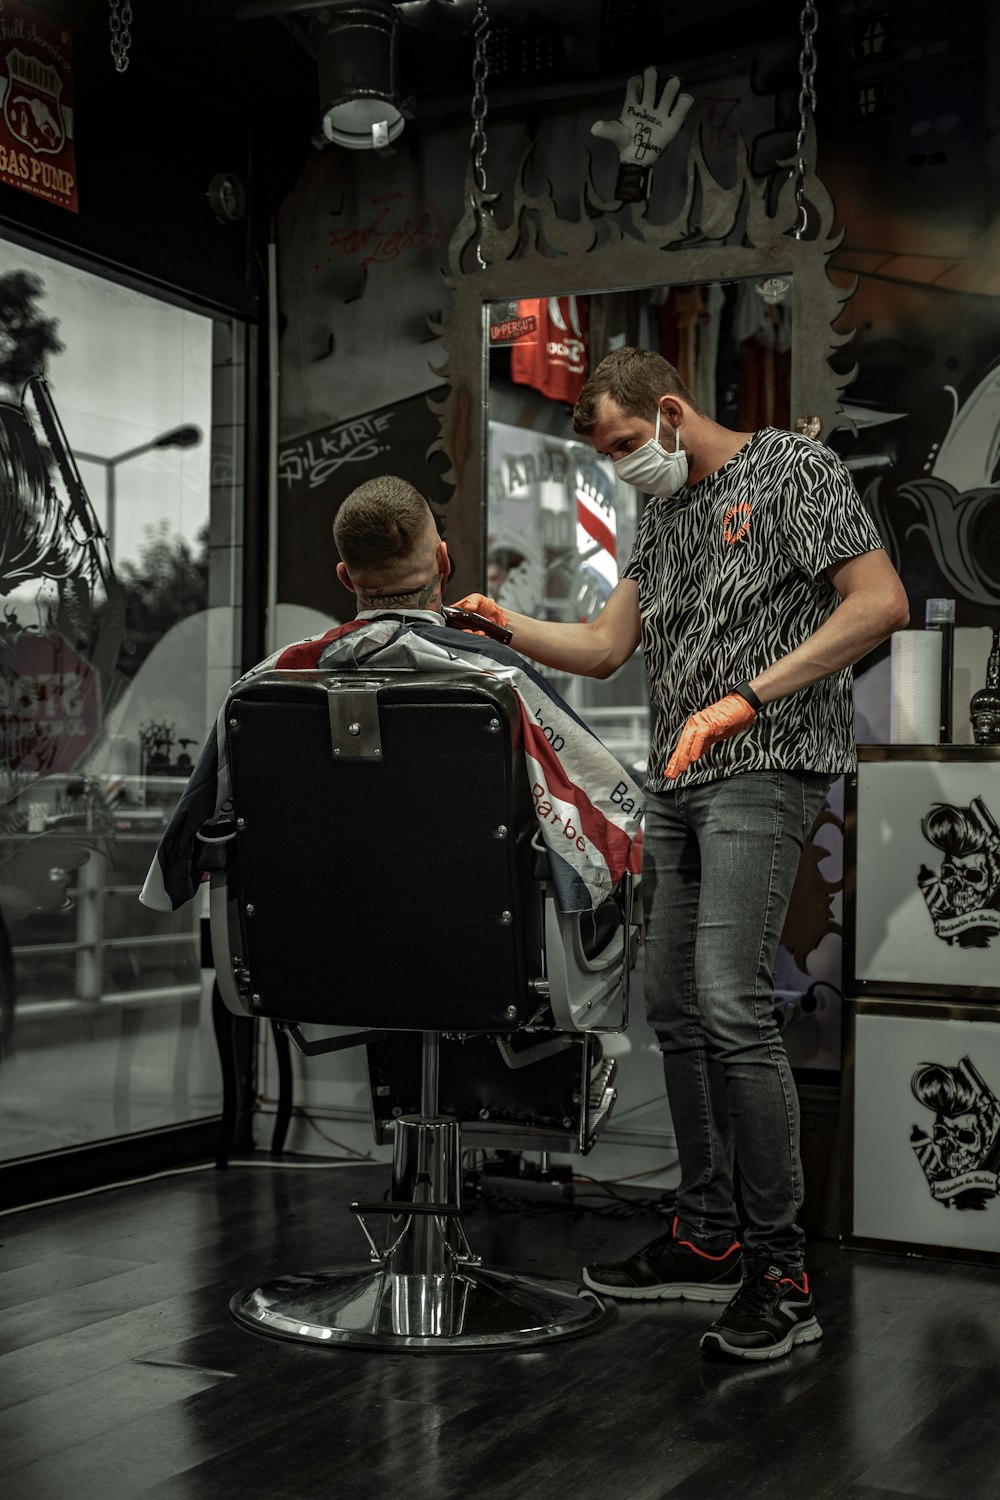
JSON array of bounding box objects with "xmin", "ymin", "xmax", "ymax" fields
[{"xmin": 612, "ymin": 407, "xmax": 689, "ymax": 497}]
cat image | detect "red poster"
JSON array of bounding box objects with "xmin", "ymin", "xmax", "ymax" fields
[
  {"xmin": 5, "ymin": 633, "xmax": 100, "ymax": 775},
  {"xmin": 0, "ymin": 2, "xmax": 76, "ymax": 212}
]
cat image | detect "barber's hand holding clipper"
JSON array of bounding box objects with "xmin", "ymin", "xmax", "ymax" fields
[
  {"xmin": 444, "ymin": 593, "xmax": 511, "ymax": 642},
  {"xmin": 664, "ymin": 683, "xmax": 761, "ymax": 779}
]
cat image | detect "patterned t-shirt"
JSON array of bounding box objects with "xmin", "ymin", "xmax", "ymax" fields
[{"xmin": 622, "ymin": 426, "xmax": 886, "ymax": 791}]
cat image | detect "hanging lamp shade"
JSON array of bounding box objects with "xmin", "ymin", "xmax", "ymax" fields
[{"xmin": 314, "ymin": 1, "xmax": 404, "ymax": 150}]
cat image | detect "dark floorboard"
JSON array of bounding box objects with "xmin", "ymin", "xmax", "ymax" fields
[{"xmin": 1, "ymin": 1161, "xmax": 997, "ymax": 1500}]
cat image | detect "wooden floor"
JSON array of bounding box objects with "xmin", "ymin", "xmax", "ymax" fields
[{"xmin": 1, "ymin": 1158, "xmax": 998, "ymax": 1500}]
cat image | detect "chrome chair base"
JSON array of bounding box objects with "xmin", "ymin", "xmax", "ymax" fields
[
  {"xmin": 230, "ymin": 1113, "xmax": 615, "ymax": 1351},
  {"xmin": 229, "ymin": 1264, "xmax": 615, "ymax": 1351}
]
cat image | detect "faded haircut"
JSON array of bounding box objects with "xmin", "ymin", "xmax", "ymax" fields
[
  {"xmin": 572, "ymin": 346, "xmax": 701, "ymax": 433},
  {"xmin": 333, "ymin": 475, "xmax": 434, "ymax": 574}
]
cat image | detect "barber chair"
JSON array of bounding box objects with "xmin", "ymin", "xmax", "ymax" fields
[{"xmin": 208, "ymin": 667, "xmax": 637, "ymax": 1352}]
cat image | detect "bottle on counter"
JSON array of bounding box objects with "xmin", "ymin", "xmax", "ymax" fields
[
  {"xmin": 925, "ymin": 597, "xmax": 955, "ymax": 742},
  {"xmin": 969, "ymin": 626, "xmax": 1000, "ymax": 745}
]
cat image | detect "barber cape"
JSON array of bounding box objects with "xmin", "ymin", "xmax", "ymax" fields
[{"xmin": 139, "ymin": 613, "xmax": 644, "ymax": 916}]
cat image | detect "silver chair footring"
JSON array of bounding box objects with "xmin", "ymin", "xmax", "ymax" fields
[{"xmin": 229, "ymin": 1112, "xmax": 614, "ymax": 1351}]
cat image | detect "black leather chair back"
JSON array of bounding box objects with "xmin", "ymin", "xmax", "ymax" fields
[{"xmin": 223, "ymin": 668, "xmax": 543, "ymax": 1032}]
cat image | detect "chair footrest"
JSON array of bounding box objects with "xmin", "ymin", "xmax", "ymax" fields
[{"xmin": 351, "ymin": 1199, "xmax": 462, "ymax": 1218}]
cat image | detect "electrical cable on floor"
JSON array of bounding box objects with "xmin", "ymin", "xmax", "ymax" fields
[
  {"xmin": 604, "ymin": 1094, "xmax": 672, "ymax": 1121},
  {"xmin": 571, "ymin": 1166, "xmax": 680, "ymax": 1220},
  {"xmin": 462, "ymin": 1148, "xmax": 679, "ymax": 1221},
  {"xmin": 254, "ymin": 1097, "xmax": 374, "ymax": 1159}
]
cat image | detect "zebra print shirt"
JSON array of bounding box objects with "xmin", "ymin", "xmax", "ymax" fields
[{"xmin": 622, "ymin": 426, "xmax": 886, "ymax": 790}]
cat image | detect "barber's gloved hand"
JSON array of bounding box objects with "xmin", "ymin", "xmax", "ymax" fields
[
  {"xmin": 452, "ymin": 593, "xmax": 508, "ymax": 628},
  {"xmin": 591, "ymin": 67, "xmax": 694, "ymax": 201},
  {"xmin": 664, "ymin": 693, "xmax": 757, "ymax": 780}
]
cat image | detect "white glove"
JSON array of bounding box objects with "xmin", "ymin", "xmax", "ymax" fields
[{"xmin": 591, "ymin": 67, "xmax": 694, "ymax": 201}]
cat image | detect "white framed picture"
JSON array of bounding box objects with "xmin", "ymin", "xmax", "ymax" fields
[
  {"xmin": 844, "ymin": 998, "xmax": 1000, "ymax": 1262},
  {"xmin": 846, "ymin": 747, "xmax": 1000, "ymax": 998}
]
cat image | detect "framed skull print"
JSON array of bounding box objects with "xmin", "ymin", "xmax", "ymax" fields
[
  {"xmin": 843, "ymin": 997, "xmax": 1000, "ymax": 1263},
  {"xmin": 845, "ymin": 746, "xmax": 1000, "ymax": 1000}
]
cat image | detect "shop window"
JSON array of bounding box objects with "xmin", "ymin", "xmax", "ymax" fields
[
  {"xmin": 851, "ymin": 75, "xmax": 893, "ymax": 121},
  {"xmin": 851, "ymin": 15, "xmax": 891, "ymax": 61},
  {"xmin": 0, "ymin": 239, "xmax": 245, "ymax": 1162}
]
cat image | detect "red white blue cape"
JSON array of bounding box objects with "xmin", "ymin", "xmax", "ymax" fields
[{"xmin": 139, "ymin": 614, "xmax": 644, "ymax": 915}]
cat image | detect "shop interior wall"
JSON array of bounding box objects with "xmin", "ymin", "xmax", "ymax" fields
[
  {"xmin": 8, "ymin": 2, "xmax": 994, "ymax": 1182},
  {"xmin": 263, "ymin": 2, "xmax": 1000, "ymax": 1164}
]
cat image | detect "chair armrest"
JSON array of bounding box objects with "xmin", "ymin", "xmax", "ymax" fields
[
  {"xmin": 210, "ymin": 871, "xmax": 254, "ymax": 1018},
  {"xmin": 193, "ymin": 818, "xmax": 238, "ymax": 873},
  {"xmin": 544, "ymin": 873, "xmax": 638, "ymax": 1033}
]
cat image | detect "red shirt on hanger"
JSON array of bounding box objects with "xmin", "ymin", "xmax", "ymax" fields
[{"xmin": 510, "ymin": 296, "xmax": 589, "ymax": 404}]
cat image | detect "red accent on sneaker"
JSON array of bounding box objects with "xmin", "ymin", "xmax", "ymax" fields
[
  {"xmin": 672, "ymin": 1216, "xmax": 742, "ymax": 1262},
  {"xmin": 779, "ymin": 1272, "xmax": 810, "ymax": 1294}
]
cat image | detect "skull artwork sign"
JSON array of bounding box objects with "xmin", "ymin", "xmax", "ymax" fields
[
  {"xmin": 911, "ymin": 1055, "xmax": 1000, "ymax": 1211},
  {"xmin": 917, "ymin": 795, "xmax": 1000, "ymax": 948}
]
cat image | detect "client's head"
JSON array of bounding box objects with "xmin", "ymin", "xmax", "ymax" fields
[{"xmin": 334, "ymin": 475, "xmax": 449, "ymax": 612}]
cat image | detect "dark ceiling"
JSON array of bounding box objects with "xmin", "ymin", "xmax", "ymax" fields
[{"xmin": 37, "ymin": 1, "xmax": 806, "ymax": 120}]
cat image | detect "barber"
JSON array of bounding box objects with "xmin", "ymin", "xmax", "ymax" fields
[{"xmin": 455, "ymin": 346, "xmax": 909, "ymax": 1361}]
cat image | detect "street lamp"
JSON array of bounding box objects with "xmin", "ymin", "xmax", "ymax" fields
[{"xmin": 74, "ymin": 425, "xmax": 203, "ymax": 559}]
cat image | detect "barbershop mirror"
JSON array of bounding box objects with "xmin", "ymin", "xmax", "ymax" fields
[
  {"xmin": 435, "ymin": 111, "xmax": 853, "ymax": 774},
  {"xmin": 484, "ymin": 277, "xmax": 793, "ymax": 772}
]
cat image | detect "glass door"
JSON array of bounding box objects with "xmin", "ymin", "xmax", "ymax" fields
[{"xmin": 0, "ymin": 240, "xmax": 246, "ymax": 1161}]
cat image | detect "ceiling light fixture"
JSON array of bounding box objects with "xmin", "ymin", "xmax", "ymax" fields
[{"xmin": 313, "ymin": 0, "xmax": 405, "ymax": 151}]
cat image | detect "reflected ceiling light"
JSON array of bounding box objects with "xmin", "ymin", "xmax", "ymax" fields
[{"xmin": 314, "ymin": 1, "xmax": 404, "ymax": 151}]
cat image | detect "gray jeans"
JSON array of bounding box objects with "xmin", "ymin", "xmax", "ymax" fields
[{"xmin": 642, "ymin": 770, "xmax": 831, "ymax": 1266}]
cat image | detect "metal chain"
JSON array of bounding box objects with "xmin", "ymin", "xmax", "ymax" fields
[
  {"xmin": 110, "ymin": 0, "xmax": 133, "ymax": 74},
  {"xmin": 470, "ymin": 0, "xmax": 490, "ymax": 265},
  {"xmin": 792, "ymin": 0, "xmax": 818, "ymax": 238}
]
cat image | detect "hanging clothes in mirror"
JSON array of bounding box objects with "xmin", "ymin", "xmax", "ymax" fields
[{"xmin": 510, "ymin": 295, "xmax": 589, "ymax": 404}]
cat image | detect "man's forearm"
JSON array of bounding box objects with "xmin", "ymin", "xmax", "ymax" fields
[
  {"xmin": 456, "ymin": 579, "xmax": 642, "ymax": 679},
  {"xmin": 749, "ymin": 578, "xmax": 909, "ymax": 706},
  {"xmin": 503, "ymin": 610, "xmax": 627, "ymax": 679}
]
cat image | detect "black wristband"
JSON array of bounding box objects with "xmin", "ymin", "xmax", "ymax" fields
[
  {"xmin": 731, "ymin": 681, "xmax": 763, "ymax": 713},
  {"xmin": 614, "ymin": 162, "xmax": 653, "ymax": 203}
]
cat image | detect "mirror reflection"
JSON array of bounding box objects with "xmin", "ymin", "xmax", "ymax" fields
[{"xmin": 486, "ymin": 277, "xmax": 793, "ymax": 775}]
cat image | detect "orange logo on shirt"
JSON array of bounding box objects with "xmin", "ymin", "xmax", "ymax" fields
[{"xmin": 723, "ymin": 500, "xmax": 752, "ymax": 545}]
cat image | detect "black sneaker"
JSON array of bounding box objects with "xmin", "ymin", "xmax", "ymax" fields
[
  {"xmin": 700, "ymin": 1258, "xmax": 822, "ymax": 1360},
  {"xmin": 582, "ymin": 1217, "xmax": 742, "ymax": 1302}
]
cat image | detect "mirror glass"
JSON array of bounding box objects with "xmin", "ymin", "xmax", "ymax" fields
[{"xmin": 485, "ymin": 277, "xmax": 794, "ymax": 774}]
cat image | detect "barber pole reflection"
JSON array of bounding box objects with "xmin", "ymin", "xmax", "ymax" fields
[{"xmin": 575, "ymin": 461, "xmax": 619, "ymax": 617}]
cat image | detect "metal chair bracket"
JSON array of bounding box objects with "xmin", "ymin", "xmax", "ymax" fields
[{"xmin": 277, "ymin": 1023, "xmax": 387, "ymax": 1056}]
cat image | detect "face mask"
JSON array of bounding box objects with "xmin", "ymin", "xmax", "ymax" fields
[{"xmin": 613, "ymin": 407, "xmax": 689, "ymax": 497}]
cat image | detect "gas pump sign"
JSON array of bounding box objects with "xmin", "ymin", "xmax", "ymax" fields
[{"xmin": 0, "ymin": 3, "xmax": 77, "ymax": 212}]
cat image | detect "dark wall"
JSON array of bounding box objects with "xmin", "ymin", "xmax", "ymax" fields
[
  {"xmin": 270, "ymin": 0, "xmax": 1000, "ymax": 630},
  {"xmin": 819, "ymin": 1, "xmax": 1000, "ymax": 627},
  {"xmin": 8, "ymin": 2, "xmax": 994, "ymax": 627},
  {"xmin": 3, "ymin": 0, "xmax": 315, "ymax": 314}
]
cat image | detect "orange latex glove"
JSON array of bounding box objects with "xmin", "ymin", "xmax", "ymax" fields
[
  {"xmin": 452, "ymin": 592, "xmax": 508, "ymax": 629},
  {"xmin": 664, "ymin": 693, "xmax": 757, "ymax": 779}
]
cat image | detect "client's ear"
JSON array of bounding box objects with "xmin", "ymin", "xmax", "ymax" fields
[
  {"xmin": 336, "ymin": 561, "xmax": 356, "ymax": 593},
  {"xmin": 437, "ymin": 540, "xmax": 451, "ymax": 581}
]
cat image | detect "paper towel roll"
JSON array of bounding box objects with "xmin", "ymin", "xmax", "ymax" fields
[{"xmin": 890, "ymin": 631, "xmax": 942, "ymax": 743}]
